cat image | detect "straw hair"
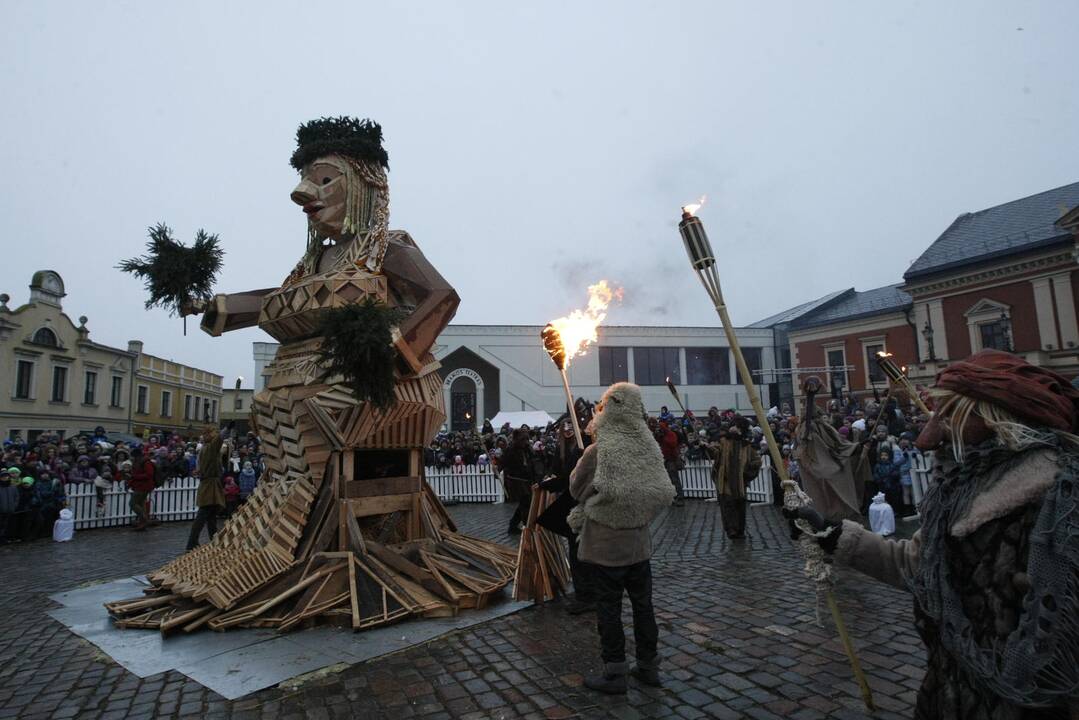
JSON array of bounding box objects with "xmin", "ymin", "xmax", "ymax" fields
[{"xmin": 929, "ymin": 388, "xmax": 1079, "ymax": 462}]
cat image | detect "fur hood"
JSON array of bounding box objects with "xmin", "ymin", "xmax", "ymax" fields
[{"xmin": 569, "ymin": 383, "xmax": 674, "ymax": 531}]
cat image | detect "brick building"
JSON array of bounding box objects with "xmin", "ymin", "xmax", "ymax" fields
[{"xmin": 759, "ymin": 181, "xmax": 1079, "ymax": 411}]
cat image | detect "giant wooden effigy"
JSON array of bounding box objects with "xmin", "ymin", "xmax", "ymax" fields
[{"xmin": 107, "ymin": 118, "xmax": 516, "ymax": 634}]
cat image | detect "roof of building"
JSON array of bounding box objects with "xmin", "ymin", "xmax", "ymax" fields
[
  {"xmin": 748, "ymin": 289, "xmax": 850, "ymax": 328},
  {"xmin": 904, "ymin": 181, "xmax": 1079, "ymax": 280},
  {"xmin": 789, "ymin": 284, "xmax": 912, "ymax": 331}
]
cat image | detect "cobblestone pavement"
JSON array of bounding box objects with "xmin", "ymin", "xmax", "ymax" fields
[{"xmin": 0, "ymin": 501, "xmax": 925, "ymax": 719}]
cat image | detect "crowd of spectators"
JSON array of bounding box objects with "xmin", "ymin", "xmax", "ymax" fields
[
  {"xmin": 423, "ymin": 390, "xmax": 930, "ymax": 518},
  {"xmin": 0, "ymin": 425, "xmax": 264, "ymax": 543}
]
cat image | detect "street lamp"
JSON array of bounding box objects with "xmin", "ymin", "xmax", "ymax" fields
[{"xmin": 921, "ymin": 320, "xmax": 936, "ymax": 361}]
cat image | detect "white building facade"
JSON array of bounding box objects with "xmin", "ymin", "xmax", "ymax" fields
[{"xmin": 254, "ymin": 325, "xmax": 777, "ymax": 432}]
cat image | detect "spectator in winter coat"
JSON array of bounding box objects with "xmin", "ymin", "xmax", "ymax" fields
[
  {"xmin": 0, "ymin": 469, "xmax": 19, "ymax": 543},
  {"xmin": 187, "ymin": 428, "xmax": 225, "ymax": 550},
  {"xmin": 655, "ymin": 421, "xmax": 683, "ymax": 505},
  {"xmin": 68, "ymin": 455, "xmax": 98, "ymax": 484},
  {"xmin": 30, "ymin": 470, "xmax": 65, "ymax": 539},
  {"xmin": 872, "ymin": 449, "xmax": 902, "ymax": 516},
  {"xmin": 126, "ymin": 448, "xmax": 156, "ymax": 531},
  {"xmin": 238, "ymin": 461, "xmax": 258, "ymax": 501},
  {"xmin": 223, "ymin": 475, "xmax": 240, "ymax": 516}
]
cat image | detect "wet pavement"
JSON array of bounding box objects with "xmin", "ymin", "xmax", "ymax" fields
[{"xmin": 0, "ymin": 501, "xmax": 924, "ymax": 719}]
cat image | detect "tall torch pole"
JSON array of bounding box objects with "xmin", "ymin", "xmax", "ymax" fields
[
  {"xmin": 542, "ymin": 324, "xmax": 585, "ymax": 450},
  {"xmin": 678, "ymin": 205, "xmax": 875, "ymax": 711}
]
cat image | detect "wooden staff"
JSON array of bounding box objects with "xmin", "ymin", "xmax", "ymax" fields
[
  {"xmin": 679, "ymin": 207, "xmax": 875, "ymax": 711},
  {"xmin": 665, "ymin": 377, "xmax": 688, "ymax": 414}
]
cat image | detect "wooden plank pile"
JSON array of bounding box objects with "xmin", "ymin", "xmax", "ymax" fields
[
  {"xmin": 105, "ymin": 473, "xmax": 516, "ymax": 634},
  {"xmin": 512, "ymin": 487, "xmax": 571, "ymax": 603}
]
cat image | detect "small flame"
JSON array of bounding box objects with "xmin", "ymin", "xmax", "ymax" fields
[
  {"xmin": 876, "ymin": 351, "xmax": 893, "ymax": 359},
  {"xmin": 901, "ymin": 366, "xmax": 907, "ymax": 374},
  {"xmin": 549, "ymin": 280, "xmax": 623, "ymax": 367},
  {"xmin": 465, "ymin": 413, "xmax": 471, "ymax": 420},
  {"xmin": 681, "ymin": 195, "xmax": 707, "ymax": 217}
]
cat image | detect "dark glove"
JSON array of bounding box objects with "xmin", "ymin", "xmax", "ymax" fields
[
  {"xmin": 782, "ymin": 506, "xmax": 842, "ymax": 553},
  {"xmin": 538, "ymin": 475, "xmax": 559, "ymax": 491}
]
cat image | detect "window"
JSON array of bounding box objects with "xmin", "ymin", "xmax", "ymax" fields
[
  {"xmin": 161, "ymin": 390, "xmax": 172, "ymax": 417},
  {"xmin": 51, "ymin": 366, "xmax": 67, "ymax": 402},
  {"xmin": 234, "ymin": 394, "xmax": 244, "ymax": 411},
  {"xmin": 32, "ymin": 327, "xmax": 58, "ymax": 347},
  {"xmin": 826, "ymin": 348, "xmax": 847, "ymax": 391},
  {"xmin": 84, "ymin": 371, "xmax": 97, "ymax": 404},
  {"xmin": 865, "ymin": 343, "xmax": 885, "ymax": 384},
  {"xmin": 203, "ymin": 399, "xmax": 212, "ymax": 422},
  {"xmin": 136, "ymin": 385, "xmax": 149, "ymax": 414},
  {"xmin": 110, "ymin": 376, "xmax": 124, "ymax": 407},
  {"xmin": 598, "ymin": 347, "xmax": 629, "ymax": 386},
  {"xmin": 686, "ymin": 347, "xmax": 729, "ymax": 385},
  {"xmin": 211, "ymin": 399, "xmax": 217, "ymax": 422},
  {"xmin": 736, "ymin": 347, "xmax": 763, "ymax": 386},
  {"xmin": 184, "ymin": 394, "xmax": 193, "ymax": 420},
  {"xmin": 633, "ymin": 347, "xmax": 680, "ymax": 385},
  {"xmin": 980, "ymin": 321, "xmax": 1010, "ymax": 351},
  {"xmin": 15, "ymin": 360, "xmax": 34, "ymax": 399}
]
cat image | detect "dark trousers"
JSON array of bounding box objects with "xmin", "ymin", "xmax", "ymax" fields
[
  {"xmin": 186, "ymin": 506, "xmax": 218, "ymax": 550},
  {"xmin": 665, "ymin": 460, "xmax": 684, "ymax": 499},
  {"xmin": 0, "ymin": 513, "xmax": 9, "ymax": 542},
  {"xmin": 718, "ymin": 495, "xmax": 747, "ymax": 538},
  {"xmin": 130, "ymin": 491, "xmax": 149, "ymax": 527},
  {"xmin": 509, "ymin": 495, "xmax": 531, "ymax": 529},
  {"xmin": 593, "ymin": 560, "xmax": 659, "ymax": 666},
  {"xmin": 567, "ymin": 534, "xmax": 595, "ymax": 603}
]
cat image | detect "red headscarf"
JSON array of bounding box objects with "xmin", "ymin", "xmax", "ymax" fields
[{"xmin": 935, "ymin": 349, "xmax": 1079, "ymax": 433}]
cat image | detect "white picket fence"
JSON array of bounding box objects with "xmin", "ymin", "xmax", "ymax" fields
[
  {"xmin": 909, "ymin": 451, "xmax": 935, "ymax": 507},
  {"xmin": 679, "ymin": 457, "xmax": 775, "ymax": 504},
  {"xmin": 64, "ymin": 477, "xmax": 201, "ymax": 530},
  {"xmin": 424, "ymin": 465, "xmax": 504, "ymax": 503},
  {"xmin": 62, "ymin": 456, "xmax": 781, "ymax": 531}
]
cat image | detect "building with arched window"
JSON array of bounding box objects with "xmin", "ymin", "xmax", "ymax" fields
[{"xmin": 253, "ymin": 325, "xmax": 778, "ymax": 431}]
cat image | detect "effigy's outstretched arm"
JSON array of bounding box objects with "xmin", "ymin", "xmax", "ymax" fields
[
  {"xmin": 192, "ymin": 288, "xmax": 277, "ymax": 337},
  {"xmin": 382, "ymin": 242, "xmax": 460, "ymax": 366}
]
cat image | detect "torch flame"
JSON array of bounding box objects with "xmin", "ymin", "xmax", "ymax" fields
[
  {"xmin": 681, "ymin": 195, "xmax": 707, "ymax": 217},
  {"xmin": 548, "ymin": 280, "xmax": 622, "ymax": 367},
  {"xmin": 876, "ymin": 351, "xmax": 893, "ymax": 359}
]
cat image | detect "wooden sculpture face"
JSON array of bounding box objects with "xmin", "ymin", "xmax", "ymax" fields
[{"xmin": 290, "ymin": 155, "xmax": 349, "ymax": 239}]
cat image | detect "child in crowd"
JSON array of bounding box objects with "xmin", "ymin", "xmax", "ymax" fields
[
  {"xmin": 238, "ymin": 461, "xmax": 258, "ymax": 502},
  {"xmin": 223, "ymin": 475, "xmax": 240, "ymax": 516}
]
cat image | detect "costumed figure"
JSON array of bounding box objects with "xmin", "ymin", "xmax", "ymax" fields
[
  {"xmin": 108, "ymin": 117, "xmax": 514, "ymax": 632},
  {"xmin": 502, "ymin": 427, "xmax": 538, "ymax": 535},
  {"xmin": 789, "ymin": 350, "xmax": 1079, "ymax": 719},
  {"xmin": 707, "ymin": 416, "xmax": 763, "ymax": 539},
  {"xmin": 536, "ymin": 399, "xmax": 596, "ymax": 614},
  {"xmin": 569, "ymin": 382, "xmax": 676, "ymax": 694}
]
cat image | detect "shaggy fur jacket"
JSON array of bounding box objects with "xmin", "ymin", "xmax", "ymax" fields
[{"xmin": 568, "ymin": 382, "xmax": 675, "ymax": 567}]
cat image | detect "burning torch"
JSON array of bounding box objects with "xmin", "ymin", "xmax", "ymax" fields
[
  {"xmin": 542, "ymin": 324, "xmax": 584, "ymax": 450},
  {"xmin": 678, "ymin": 198, "xmax": 875, "ymax": 711},
  {"xmin": 875, "ymin": 352, "xmax": 931, "ymax": 415},
  {"xmin": 665, "ymin": 377, "xmax": 687, "ymax": 414}
]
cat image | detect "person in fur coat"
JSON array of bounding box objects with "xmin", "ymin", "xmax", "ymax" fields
[
  {"xmin": 788, "ymin": 350, "xmax": 1079, "ymax": 719},
  {"xmin": 569, "ymin": 382, "xmax": 676, "ymax": 694}
]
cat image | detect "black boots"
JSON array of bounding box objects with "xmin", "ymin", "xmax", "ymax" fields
[
  {"xmin": 584, "ymin": 661, "xmax": 629, "ymax": 694},
  {"xmin": 631, "ymin": 662, "xmax": 662, "ymax": 687}
]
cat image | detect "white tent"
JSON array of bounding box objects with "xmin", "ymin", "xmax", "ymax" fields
[{"xmin": 489, "ymin": 410, "xmax": 556, "ymax": 429}]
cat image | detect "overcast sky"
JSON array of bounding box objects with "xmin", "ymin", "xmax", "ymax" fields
[{"xmin": 3, "ymin": 1, "xmax": 1078, "ymax": 387}]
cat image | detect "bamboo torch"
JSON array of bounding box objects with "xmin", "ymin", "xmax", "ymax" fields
[
  {"xmin": 678, "ymin": 199, "xmax": 875, "ymax": 711},
  {"xmin": 665, "ymin": 377, "xmax": 688, "ymax": 414},
  {"xmin": 542, "ymin": 324, "xmax": 584, "ymax": 450},
  {"xmin": 875, "ymin": 352, "xmax": 931, "ymax": 415}
]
